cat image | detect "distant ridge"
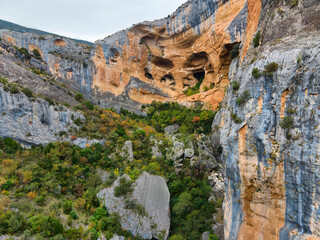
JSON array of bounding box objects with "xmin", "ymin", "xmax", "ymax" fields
[{"xmin": 0, "ymin": 18, "xmax": 93, "ymax": 45}]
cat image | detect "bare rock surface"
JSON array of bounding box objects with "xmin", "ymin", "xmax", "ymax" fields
[{"xmin": 97, "ymin": 172, "xmax": 170, "ymax": 239}]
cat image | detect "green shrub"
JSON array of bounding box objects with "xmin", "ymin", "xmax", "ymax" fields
[
  {"xmin": 69, "ymin": 210, "xmax": 78, "ymax": 220},
  {"xmin": 264, "ymin": 62, "xmax": 279, "ymax": 76},
  {"xmin": 230, "ymin": 43, "xmax": 240, "ymax": 59},
  {"xmin": 173, "ymin": 192, "xmax": 192, "ymax": 216},
  {"xmin": 22, "ymin": 87, "xmax": 33, "ymax": 97},
  {"xmin": 253, "ymin": 31, "xmax": 261, "ymax": 48},
  {"xmin": 184, "ymin": 72, "xmax": 204, "ymax": 96},
  {"xmin": 0, "ymin": 77, "xmax": 8, "ymax": 85},
  {"xmin": 7, "ymin": 212, "xmax": 26, "ymax": 234},
  {"xmin": 35, "ymin": 195, "xmax": 46, "ymax": 206},
  {"xmin": 1, "ymin": 179, "xmax": 14, "ymax": 190},
  {"xmin": 232, "ymin": 81, "xmax": 240, "ymax": 92},
  {"xmin": 31, "ymin": 68, "xmax": 41, "ymax": 75},
  {"xmin": 10, "ymin": 85, "xmax": 19, "ymax": 94},
  {"xmin": 45, "ymin": 96, "xmax": 55, "ymax": 105},
  {"xmin": 209, "ymin": 234, "xmax": 220, "ymax": 240},
  {"xmin": 19, "ymin": 47, "xmax": 30, "ymax": 57},
  {"xmin": 83, "ymin": 100, "xmax": 94, "ymax": 110},
  {"xmin": 252, "ymin": 68, "xmax": 261, "ymax": 78},
  {"xmin": 29, "ymin": 215, "xmax": 63, "ymax": 237},
  {"xmin": 290, "ymin": 0, "xmax": 298, "ymax": 7},
  {"xmin": 114, "ymin": 177, "xmax": 134, "ymax": 197},
  {"xmin": 75, "ymin": 93, "xmax": 83, "ymax": 102},
  {"xmin": 0, "ymin": 50, "xmax": 2, "ymax": 54},
  {"xmin": 169, "ymin": 235, "xmax": 185, "ymax": 240},
  {"xmin": 236, "ymin": 91, "xmax": 250, "ymax": 105},
  {"xmin": 3, "ymin": 137, "xmax": 20, "ymax": 153},
  {"xmin": 74, "ymin": 118, "xmax": 82, "ymax": 126},
  {"xmin": 64, "ymin": 229, "xmax": 81, "ymax": 240},
  {"xmin": 125, "ymin": 199, "xmax": 147, "ymax": 216},
  {"xmin": 184, "ymin": 88, "xmax": 200, "ymax": 96},
  {"xmin": 231, "ymin": 113, "xmax": 242, "ymax": 123},
  {"xmin": 62, "ymin": 200, "xmax": 73, "ymax": 214},
  {"xmin": 280, "ymin": 116, "xmax": 294, "ymax": 129},
  {"xmin": 3, "ymin": 85, "xmax": 9, "ymax": 92},
  {"xmin": 32, "ymin": 49, "xmax": 41, "ymax": 59}
]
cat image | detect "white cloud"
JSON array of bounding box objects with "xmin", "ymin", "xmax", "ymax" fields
[{"xmin": 0, "ymin": 0, "xmax": 187, "ymax": 42}]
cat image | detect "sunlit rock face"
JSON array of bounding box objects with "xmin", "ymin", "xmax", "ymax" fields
[
  {"xmin": 91, "ymin": 0, "xmax": 261, "ymax": 110},
  {"xmin": 0, "ymin": 0, "xmax": 261, "ymax": 111}
]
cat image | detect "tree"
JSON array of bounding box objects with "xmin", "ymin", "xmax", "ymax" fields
[
  {"xmin": 173, "ymin": 192, "xmax": 192, "ymax": 216},
  {"xmin": 63, "ymin": 200, "xmax": 73, "ymax": 214},
  {"xmin": 29, "ymin": 215, "xmax": 63, "ymax": 237}
]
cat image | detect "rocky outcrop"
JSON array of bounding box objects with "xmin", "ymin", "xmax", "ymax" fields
[
  {"xmin": 97, "ymin": 172, "xmax": 170, "ymax": 239},
  {"xmin": 0, "ymin": 82, "xmax": 100, "ymax": 148},
  {"xmin": 212, "ymin": 0, "xmax": 320, "ymax": 238},
  {"xmin": 0, "ymin": 42, "xmax": 79, "ymax": 106},
  {"xmin": 0, "ymin": 0, "xmax": 262, "ymax": 111},
  {"xmin": 0, "ymin": 84, "xmax": 82, "ymax": 146},
  {"xmin": 0, "ymin": 30, "xmax": 93, "ymax": 96}
]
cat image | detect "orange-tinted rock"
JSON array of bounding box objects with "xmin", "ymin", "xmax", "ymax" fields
[
  {"xmin": 54, "ymin": 39, "xmax": 66, "ymax": 47},
  {"xmin": 237, "ymin": 125, "xmax": 286, "ymax": 240},
  {"xmin": 29, "ymin": 44, "xmax": 43, "ymax": 58},
  {"xmin": 91, "ymin": 0, "xmax": 261, "ymax": 110}
]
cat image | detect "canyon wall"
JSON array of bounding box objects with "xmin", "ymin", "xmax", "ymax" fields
[
  {"xmin": 0, "ymin": 0, "xmax": 320, "ymax": 239},
  {"xmin": 211, "ymin": 0, "xmax": 320, "ymax": 239},
  {"xmin": 0, "ymin": 0, "xmax": 261, "ymax": 111}
]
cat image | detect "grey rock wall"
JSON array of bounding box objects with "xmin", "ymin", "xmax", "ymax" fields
[
  {"xmin": 217, "ymin": 32, "xmax": 320, "ymax": 240},
  {"xmin": 0, "ymin": 84, "xmax": 85, "ymax": 147}
]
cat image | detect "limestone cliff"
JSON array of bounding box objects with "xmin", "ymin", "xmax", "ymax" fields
[
  {"xmin": 211, "ymin": 0, "xmax": 320, "ymax": 239},
  {"xmin": 0, "ymin": 0, "xmax": 319, "ymax": 239},
  {"xmin": 0, "ymin": 0, "xmax": 261, "ymax": 111}
]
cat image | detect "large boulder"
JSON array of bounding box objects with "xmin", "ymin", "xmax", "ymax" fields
[{"xmin": 97, "ymin": 172, "xmax": 170, "ymax": 239}]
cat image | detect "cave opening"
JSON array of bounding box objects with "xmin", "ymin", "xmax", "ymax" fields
[
  {"xmin": 151, "ymin": 56, "xmax": 174, "ymax": 69},
  {"xmin": 144, "ymin": 68, "xmax": 154, "ymax": 80},
  {"xmin": 183, "ymin": 69, "xmax": 206, "ymax": 96},
  {"xmin": 183, "ymin": 52, "xmax": 208, "ymax": 68},
  {"xmin": 193, "ymin": 70, "xmax": 205, "ymax": 83},
  {"xmin": 161, "ymin": 74, "xmax": 175, "ymax": 86}
]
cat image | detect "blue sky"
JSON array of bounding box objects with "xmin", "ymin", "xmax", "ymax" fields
[{"xmin": 0, "ymin": 0, "xmax": 186, "ymax": 42}]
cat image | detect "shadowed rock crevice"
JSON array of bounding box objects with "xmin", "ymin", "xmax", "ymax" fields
[
  {"xmin": 184, "ymin": 52, "xmax": 209, "ymax": 69},
  {"xmin": 151, "ymin": 56, "xmax": 174, "ymax": 69},
  {"xmin": 160, "ymin": 74, "xmax": 175, "ymax": 86}
]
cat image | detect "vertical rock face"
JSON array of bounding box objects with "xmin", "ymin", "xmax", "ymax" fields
[
  {"xmin": 0, "ymin": 85, "xmax": 82, "ymax": 146},
  {"xmin": 213, "ymin": 0, "xmax": 320, "ymax": 238},
  {"xmin": 97, "ymin": 172, "xmax": 170, "ymax": 239},
  {"xmin": 0, "ymin": 0, "xmax": 262, "ymax": 111}
]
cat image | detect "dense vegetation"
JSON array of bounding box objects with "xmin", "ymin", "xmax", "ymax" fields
[{"xmin": 0, "ymin": 100, "xmax": 222, "ymax": 240}]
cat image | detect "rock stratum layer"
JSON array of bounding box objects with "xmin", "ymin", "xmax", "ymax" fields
[{"xmin": 0, "ymin": 0, "xmax": 261, "ymax": 111}]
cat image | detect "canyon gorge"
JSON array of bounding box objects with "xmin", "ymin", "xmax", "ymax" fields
[{"xmin": 0, "ymin": 0, "xmax": 319, "ymax": 239}]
